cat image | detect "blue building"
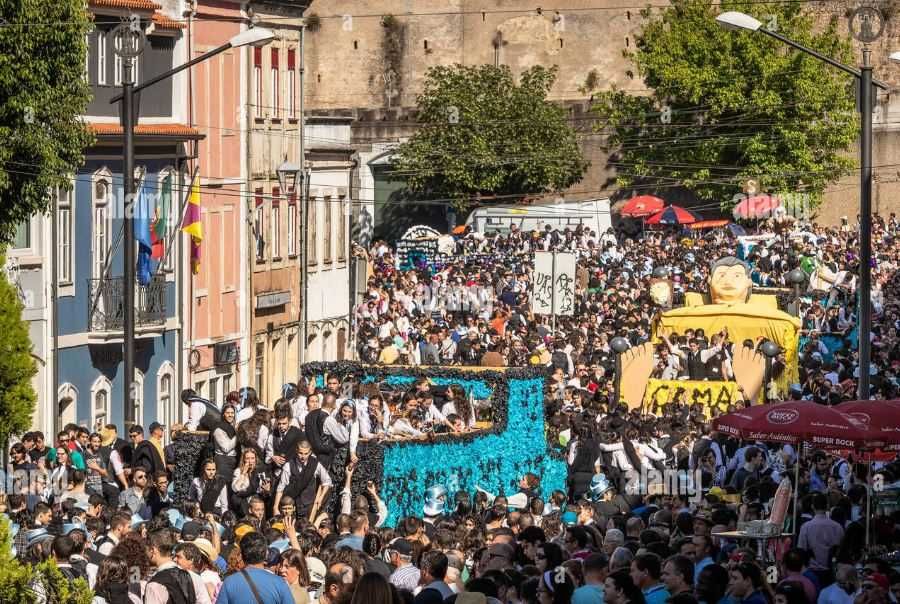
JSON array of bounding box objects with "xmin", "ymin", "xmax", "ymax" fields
[{"xmin": 52, "ymin": 2, "xmax": 201, "ymax": 433}]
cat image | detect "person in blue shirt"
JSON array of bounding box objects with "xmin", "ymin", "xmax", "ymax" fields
[
  {"xmin": 573, "ymin": 552, "xmax": 608, "ymax": 604},
  {"xmin": 631, "ymin": 553, "xmax": 670, "ymax": 604},
  {"xmin": 216, "ymin": 532, "xmax": 294, "ymax": 604},
  {"xmin": 729, "ymin": 563, "xmax": 772, "ymax": 604}
]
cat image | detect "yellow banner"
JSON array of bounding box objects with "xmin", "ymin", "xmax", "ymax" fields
[{"xmin": 642, "ymin": 379, "xmax": 741, "ymax": 416}]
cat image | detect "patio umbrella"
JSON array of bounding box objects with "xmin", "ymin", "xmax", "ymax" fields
[
  {"xmin": 836, "ymin": 399, "xmax": 900, "ymax": 549},
  {"xmin": 645, "ymin": 205, "xmax": 702, "ymax": 225},
  {"xmin": 733, "ymin": 194, "xmax": 782, "ymax": 220},
  {"xmin": 713, "ymin": 401, "xmax": 867, "ymax": 537},
  {"xmin": 620, "ymin": 195, "xmax": 664, "ymax": 218}
]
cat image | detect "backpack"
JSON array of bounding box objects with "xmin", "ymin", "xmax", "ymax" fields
[{"xmin": 59, "ymin": 564, "xmax": 88, "ymax": 583}]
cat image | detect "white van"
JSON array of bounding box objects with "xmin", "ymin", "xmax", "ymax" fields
[{"xmin": 464, "ymin": 198, "xmax": 612, "ymax": 235}]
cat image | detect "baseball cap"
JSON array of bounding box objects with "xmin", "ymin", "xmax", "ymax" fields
[
  {"xmin": 181, "ymin": 521, "xmax": 204, "ymax": 541},
  {"xmin": 307, "ymin": 557, "xmax": 326, "ymax": 585},
  {"xmin": 388, "ymin": 538, "xmax": 414, "ymax": 556},
  {"xmin": 193, "ymin": 538, "xmax": 217, "ymax": 562},
  {"xmin": 100, "ymin": 427, "xmax": 117, "ymax": 447}
]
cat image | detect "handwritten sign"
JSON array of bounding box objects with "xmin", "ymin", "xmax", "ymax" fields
[
  {"xmin": 533, "ymin": 252, "xmax": 576, "ymax": 316},
  {"xmin": 642, "ymin": 379, "xmax": 741, "ymax": 417}
]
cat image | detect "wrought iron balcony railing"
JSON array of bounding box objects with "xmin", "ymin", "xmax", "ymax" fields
[{"xmin": 87, "ymin": 276, "xmax": 166, "ymax": 332}]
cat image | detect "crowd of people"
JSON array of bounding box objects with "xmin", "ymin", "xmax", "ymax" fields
[{"xmin": 2, "ymin": 213, "xmax": 900, "ymax": 604}]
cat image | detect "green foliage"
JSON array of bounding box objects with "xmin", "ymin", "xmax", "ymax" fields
[
  {"xmin": 0, "ymin": 0, "xmax": 94, "ymax": 244},
  {"xmin": 0, "ymin": 254, "xmax": 37, "ymax": 445},
  {"xmin": 392, "ymin": 64, "xmax": 589, "ymax": 211},
  {"xmin": 0, "ymin": 516, "xmax": 93, "ymax": 604},
  {"xmin": 592, "ymin": 0, "xmax": 857, "ymax": 206}
]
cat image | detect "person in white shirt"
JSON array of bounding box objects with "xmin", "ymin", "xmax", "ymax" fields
[
  {"xmin": 441, "ymin": 385, "xmax": 476, "ymax": 430},
  {"xmin": 334, "ymin": 401, "xmax": 361, "ymax": 463},
  {"xmin": 183, "ymin": 390, "xmax": 211, "ymax": 432},
  {"xmin": 357, "ymin": 394, "xmax": 390, "ymax": 439}
]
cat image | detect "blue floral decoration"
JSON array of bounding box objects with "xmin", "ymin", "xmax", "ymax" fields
[{"xmin": 300, "ymin": 363, "xmax": 566, "ymax": 526}]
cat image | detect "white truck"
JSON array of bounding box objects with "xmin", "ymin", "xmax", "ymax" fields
[{"xmin": 464, "ymin": 198, "xmax": 612, "ymax": 235}]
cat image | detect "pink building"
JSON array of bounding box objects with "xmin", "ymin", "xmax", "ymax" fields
[{"xmin": 184, "ymin": 0, "xmax": 248, "ymax": 402}]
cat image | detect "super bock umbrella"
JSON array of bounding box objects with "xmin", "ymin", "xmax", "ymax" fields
[
  {"xmin": 620, "ymin": 195, "xmax": 665, "ymax": 218},
  {"xmin": 645, "ymin": 205, "xmax": 702, "ymax": 225}
]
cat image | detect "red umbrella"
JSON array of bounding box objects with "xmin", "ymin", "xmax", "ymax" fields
[
  {"xmin": 732, "ymin": 194, "xmax": 782, "ymax": 220},
  {"xmin": 620, "ymin": 195, "xmax": 664, "ymax": 218},
  {"xmin": 837, "ymin": 400, "xmax": 900, "ymax": 450},
  {"xmin": 712, "ymin": 401, "xmax": 867, "ymax": 450},
  {"xmin": 645, "ymin": 205, "xmax": 702, "ymax": 225}
]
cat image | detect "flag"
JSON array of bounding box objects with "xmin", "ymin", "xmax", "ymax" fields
[
  {"xmin": 181, "ymin": 176, "xmax": 202, "ymax": 274},
  {"xmin": 151, "ymin": 174, "xmax": 171, "ymax": 259},
  {"xmin": 134, "ymin": 180, "xmax": 153, "ymax": 286}
]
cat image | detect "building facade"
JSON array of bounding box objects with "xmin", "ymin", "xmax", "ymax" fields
[
  {"xmin": 183, "ymin": 0, "xmax": 248, "ymax": 404},
  {"xmin": 50, "ymin": 0, "xmax": 199, "ymax": 432}
]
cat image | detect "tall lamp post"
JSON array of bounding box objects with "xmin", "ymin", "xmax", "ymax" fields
[
  {"xmin": 760, "ymin": 339, "xmax": 782, "ymax": 403},
  {"xmin": 610, "ymin": 336, "xmax": 631, "ymax": 408},
  {"xmin": 786, "ymin": 268, "xmax": 807, "ymax": 317},
  {"xmin": 110, "ymin": 25, "xmax": 275, "ymax": 426},
  {"xmin": 715, "ymin": 11, "xmax": 890, "ymax": 401}
]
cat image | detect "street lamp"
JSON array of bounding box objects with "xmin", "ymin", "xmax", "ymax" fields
[
  {"xmin": 786, "ymin": 268, "xmax": 807, "ymax": 316},
  {"xmin": 760, "ymin": 339, "xmax": 782, "ymax": 403},
  {"xmin": 610, "ymin": 336, "xmax": 631, "ymax": 408},
  {"xmin": 111, "ymin": 25, "xmax": 274, "ymax": 427},
  {"xmin": 716, "ymin": 11, "xmax": 889, "ymax": 401},
  {"xmin": 276, "ymin": 159, "xmax": 301, "ymax": 192}
]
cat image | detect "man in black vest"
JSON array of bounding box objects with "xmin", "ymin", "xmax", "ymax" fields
[
  {"xmin": 145, "ymin": 528, "xmax": 206, "ymax": 604},
  {"xmin": 265, "ymin": 409, "xmax": 303, "ymax": 479},
  {"xmin": 684, "ymin": 339, "xmax": 709, "ymax": 381},
  {"xmin": 273, "ymin": 440, "xmax": 333, "ymax": 521},
  {"xmin": 304, "ymin": 393, "xmax": 348, "ymax": 471}
]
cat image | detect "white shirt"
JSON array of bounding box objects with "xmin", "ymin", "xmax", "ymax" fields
[
  {"xmin": 186, "ymin": 401, "xmax": 210, "ymax": 431},
  {"xmin": 276, "ymin": 458, "xmax": 333, "ymax": 493},
  {"xmin": 356, "ymin": 399, "xmax": 391, "ymax": 438}
]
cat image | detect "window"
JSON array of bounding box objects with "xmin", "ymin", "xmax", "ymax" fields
[
  {"xmin": 308, "ymin": 196, "xmax": 317, "ymax": 265},
  {"xmin": 58, "ymin": 185, "xmax": 73, "ymax": 283},
  {"xmin": 337, "ymin": 195, "xmax": 347, "ymax": 261},
  {"xmin": 114, "ymin": 33, "xmax": 122, "ymax": 86},
  {"xmin": 287, "ymin": 49, "xmax": 296, "ymax": 118},
  {"xmin": 254, "ymin": 47, "xmax": 263, "ymax": 118},
  {"xmin": 287, "ymin": 188, "xmax": 297, "ymax": 256},
  {"xmin": 323, "ymin": 195, "xmax": 332, "ymax": 264},
  {"xmin": 98, "ymin": 31, "xmax": 107, "ymax": 85},
  {"xmin": 158, "ymin": 363, "xmax": 174, "ymax": 444},
  {"xmin": 271, "ymin": 48, "xmax": 280, "ymax": 119},
  {"xmin": 132, "ymin": 371, "xmax": 144, "ymax": 426},
  {"xmin": 255, "ymin": 342, "xmax": 264, "ymax": 395},
  {"xmin": 91, "ymin": 376, "xmax": 111, "ymax": 428},
  {"xmin": 93, "ymin": 177, "xmax": 111, "ymax": 279},
  {"xmin": 271, "ymin": 186, "xmax": 281, "ymax": 259},
  {"xmin": 209, "ymin": 377, "xmax": 218, "ymax": 405},
  {"xmin": 254, "ymin": 188, "xmax": 265, "ymax": 261},
  {"xmin": 12, "ymin": 220, "xmax": 30, "ymax": 251},
  {"xmin": 222, "ymin": 373, "xmax": 232, "ymax": 396}
]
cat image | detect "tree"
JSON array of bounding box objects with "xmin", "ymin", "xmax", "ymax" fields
[
  {"xmin": 392, "ymin": 64, "xmax": 589, "ymax": 211},
  {"xmin": 0, "ymin": 0, "xmax": 94, "ymax": 243},
  {"xmin": 593, "ymin": 0, "xmax": 857, "ymax": 208},
  {"xmin": 0, "ymin": 255, "xmax": 36, "ymax": 446},
  {"xmin": 0, "ymin": 517, "xmax": 93, "ymax": 604}
]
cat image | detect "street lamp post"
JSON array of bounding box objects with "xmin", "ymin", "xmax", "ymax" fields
[
  {"xmin": 111, "ymin": 24, "xmax": 274, "ymax": 427},
  {"xmin": 760, "ymin": 339, "xmax": 781, "ymax": 403},
  {"xmin": 715, "ymin": 11, "xmax": 890, "ymax": 401},
  {"xmin": 610, "ymin": 336, "xmax": 631, "ymax": 408},
  {"xmin": 786, "ymin": 268, "xmax": 807, "ymax": 317}
]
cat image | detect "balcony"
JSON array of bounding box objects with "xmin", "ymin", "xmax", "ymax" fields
[{"xmin": 87, "ymin": 277, "xmax": 166, "ymax": 333}]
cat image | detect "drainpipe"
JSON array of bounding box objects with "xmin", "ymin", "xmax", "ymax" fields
[
  {"xmin": 298, "ymin": 21, "xmax": 307, "ymax": 367},
  {"xmin": 51, "ymin": 189, "xmax": 59, "ymax": 435}
]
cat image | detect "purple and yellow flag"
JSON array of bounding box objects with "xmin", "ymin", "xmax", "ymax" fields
[{"xmin": 181, "ymin": 176, "xmax": 202, "ymax": 274}]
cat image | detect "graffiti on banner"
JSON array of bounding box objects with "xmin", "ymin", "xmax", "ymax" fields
[{"xmin": 642, "ymin": 379, "xmax": 740, "ymax": 416}]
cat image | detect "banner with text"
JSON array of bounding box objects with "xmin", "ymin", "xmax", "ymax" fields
[
  {"xmin": 532, "ymin": 251, "xmax": 576, "ymax": 316},
  {"xmin": 642, "ymin": 379, "xmax": 740, "ymax": 416}
]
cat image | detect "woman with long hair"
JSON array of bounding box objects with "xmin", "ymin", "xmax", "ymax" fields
[
  {"xmin": 335, "ymin": 400, "xmax": 361, "ymax": 464},
  {"xmin": 212, "ymin": 404, "xmax": 238, "ymax": 480},
  {"xmin": 189, "ymin": 458, "xmax": 228, "ymax": 516},
  {"xmin": 567, "ymin": 419, "xmax": 600, "ymax": 502},
  {"xmin": 91, "ymin": 555, "xmax": 142, "ymax": 604},
  {"xmin": 278, "ymin": 549, "xmax": 311, "ymax": 604},
  {"xmin": 443, "ymin": 384, "xmax": 475, "ymax": 430},
  {"xmin": 49, "ymin": 446, "xmax": 73, "ymax": 501},
  {"xmin": 535, "ymin": 542, "xmax": 564, "ymax": 574},
  {"xmin": 604, "ymin": 570, "xmax": 646, "ymax": 604},
  {"xmin": 231, "ymin": 448, "xmax": 268, "ymax": 514},
  {"xmin": 109, "ymin": 533, "xmax": 154, "ymax": 597}
]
